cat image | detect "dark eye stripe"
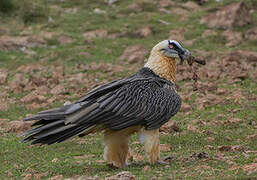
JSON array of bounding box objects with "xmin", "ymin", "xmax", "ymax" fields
[{"xmin": 168, "ymin": 40, "xmax": 182, "ymax": 49}]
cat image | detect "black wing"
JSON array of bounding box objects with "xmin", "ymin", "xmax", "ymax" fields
[{"xmin": 23, "ymin": 77, "xmax": 181, "ymax": 144}]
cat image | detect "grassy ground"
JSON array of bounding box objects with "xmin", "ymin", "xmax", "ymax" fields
[{"xmin": 0, "ymin": 0, "xmax": 256, "ymax": 179}]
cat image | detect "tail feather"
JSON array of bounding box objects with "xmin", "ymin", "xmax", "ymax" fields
[
  {"xmin": 30, "ymin": 124, "xmax": 99, "ymax": 145},
  {"xmin": 22, "ymin": 102, "xmax": 106, "ymax": 145},
  {"xmin": 33, "ymin": 124, "xmax": 77, "ymax": 139},
  {"xmin": 24, "ymin": 113, "xmax": 65, "ymax": 121},
  {"xmin": 22, "ymin": 120, "xmax": 64, "ymax": 137}
]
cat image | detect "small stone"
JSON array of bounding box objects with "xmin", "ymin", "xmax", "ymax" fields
[
  {"xmin": 200, "ymin": 2, "xmax": 251, "ymax": 29},
  {"xmin": 93, "ymin": 8, "xmax": 106, "ymax": 14},
  {"xmin": 119, "ymin": 44, "xmax": 148, "ymax": 64},
  {"xmin": 136, "ymin": 26, "xmax": 152, "ymax": 37},
  {"xmin": 222, "ymin": 30, "xmax": 242, "ymax": 47},
  {"xmin": 0, "ymin": 69, "xmax": 8, "ymax": 84}
]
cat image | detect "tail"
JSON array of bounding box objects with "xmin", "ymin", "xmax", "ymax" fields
[{"xmin": 22, "ymin": 104, "xmax": 104, "ymax": 145}]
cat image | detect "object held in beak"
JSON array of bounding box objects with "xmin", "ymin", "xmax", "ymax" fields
[
  {"xmin": 185, "ymin": 55, "xmax": 206, "ymax": 66},
  {"xmin": 179, "ymin": 49, "xmax": 206, "ymax": 66},
  {"xmin": 180, "ymin": 51, "xmax": 206, "ymax": 91}
]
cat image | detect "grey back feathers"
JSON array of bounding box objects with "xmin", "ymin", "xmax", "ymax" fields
[{"xmin": 22, "ymin": 67, "xmax": 181, "ymax": 145}]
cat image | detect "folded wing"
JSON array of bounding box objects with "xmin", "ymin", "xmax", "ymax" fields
[{"xmin": 23, "ymin": 77, "xmax": 181, "ymax": 145}]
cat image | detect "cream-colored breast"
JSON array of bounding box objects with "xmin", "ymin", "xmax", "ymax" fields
[{"xmin": 144, "ymin": 52, "xmax": 177, "ymax": 83}]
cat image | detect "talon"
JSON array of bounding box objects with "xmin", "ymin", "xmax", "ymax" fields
[{"xmin": 107, "ymin": 163, "xmax": 119, "ymax": 169}]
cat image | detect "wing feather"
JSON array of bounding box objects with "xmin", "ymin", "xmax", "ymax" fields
[{"xmin": 23, "ymin": 73, "xmax": 181, "ymax": 144}]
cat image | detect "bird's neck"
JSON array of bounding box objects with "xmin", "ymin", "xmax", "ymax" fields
[{"xmin": 144, "ymin": 54, "xmax": 176, "ymax": 83}]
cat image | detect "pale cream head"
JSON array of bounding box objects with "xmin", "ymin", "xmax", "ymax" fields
[{"xmin": 145, "ymin": 40, "xmax": 190, "ymax": 82}]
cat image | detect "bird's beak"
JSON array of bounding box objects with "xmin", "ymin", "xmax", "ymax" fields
[{"xmin": 179, "ymin": 48, "xmax": 191, "ymax": 64}]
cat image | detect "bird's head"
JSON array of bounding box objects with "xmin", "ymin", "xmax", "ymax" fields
[
  {"xmin": 145, "ymin": 40, "xmax": 191, "ymax": 82},
  {"xmin": 151, "ymin": 40, "xmax": 190, "ymax": 64}
]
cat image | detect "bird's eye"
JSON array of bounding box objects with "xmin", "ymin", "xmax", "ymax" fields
[{"xmin": 169, "ymin": 44, "xmax": 174, "ymax": 49}]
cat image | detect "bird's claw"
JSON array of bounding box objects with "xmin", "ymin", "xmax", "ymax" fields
[{"xmin": 107, "ymin": 163, "xmax": 119, "ymax": 169}]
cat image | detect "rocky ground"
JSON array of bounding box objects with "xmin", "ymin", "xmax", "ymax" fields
[{"xmin": 0, "ymin": 0, "xmax": 256, "ymax": 179}]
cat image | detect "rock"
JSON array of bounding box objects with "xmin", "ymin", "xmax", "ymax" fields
[
  {"xmin": 171, "ymin": 7, "xmax": 188, "ymax": 16},
  {"xmin": 83, "ymin": 30, "xmax": 108, "ymax": 40},
  {"xmin": 218, "ymin": 145, "xmax": 246, "ymax": 152},
  {"xmin": 39, "ymin": 31, "xmax": 55, "ymax": 39},
  {"xmin": 26, "ymin": 36, "xmax": 46, "ymax": 48},
  {"xmin": 237, "ymin": 50, "xmax": 257, "ymax": 62},
  {"xmin": 0, "ymin": 68, "xmax": 8, "ymax": 84},
  {"xmin": 160, "ymin": 144, "xmax": 171, "ymax": 152},
  {"xmin": 23, "ymin": 173, "xmax": 32, "ymax": 180},
  {"xmin": 160, "ymin": 120, "xmax": 180, "ymax": 133},
  {"xmin": 171, "ymin": 7, "xmax": 189, "ymax": 21},
  {"xmin": 200, "ymin": 2, "xmax": 251, "ymax": 29},
  {"xmin": 225, "ymin": 118, "xmax": 242, "ymax": 124},
  {"xmin": 191, "ymin": 152, "xmax": 209, "ymax": 159},
  {"xmin": 52, "ymin": 66, "xmax": 64, "ymax": 82},
  {"xmin": 242, "ymin": 163, "xmax": 257, "ymax": 175},
  {"xmin": 217, "ymin": 88, "xmax": 226, "ymax": 95},
  {"xmin": 119, "ymin": 45, "xmax": 148, "ymax": 64},
  {"xmin": 106, "ymin": 171, "xmax": 135, "ymax": 180},
  {"xmin": 68, "ymin": 73, "xmax": 84, "ymax": 84},
  {"xmin": 63, "ymin": 8, "xmax": 78, "ymax": 14},
  {"xmin": 184, "ymin": 39, "xmax": 195, "ymax": 46},
  {"xmin": 50, "ymin": 84, "xmax": 67, "ymax": 95},
  {"xmin": 187, "ymin": 124, "xmax": 200, "ymax": 133},
  {"xmin": 9, "ymin": 73, "xmax": 29, "ymax": 93},
  {"xmin": 93, "ymin": 8, "xmax": 106, "ymax": 14},
  {"xmin": 202, "ymin": 29, "xmax": 217, "ymax": 38},
  {"xmin": 0, "ymin": 35, "xmax": 46, "ymax": 51},
  {"xmin": 195, "ymin": 0, "xmax": 209, "ymax": 5},
  {"xmin": 79, "ymin": 52, "xmax": 91, "ymax": 57},
  {"xmin": 0, "ymin": 99, "xmax": 8, "ymax": 111},
  {"xmin": 159, "ymin": 0, "xmax": 174, "ymax": 8},
  {"xmin": 136, "ymin": 26, "xmax": 152, "ymax": 37},
  {"xmin": 67, "ymin": 175, "xmax": 102, "ymax": 180},
  {"xmin": 224, "ymin": 50, "xmax": 257, "ymax": 63},
  {"xmin": 182, "ymin": 1, "xmax": 201, "ymax": 11},
  {"xmin": 169, "ymin": 29, "xmax": 185, "ymax": 42},
  {"xmin": 245, "ymin": 27, "xmax": 257, "ymax": 41},
  {"xmin": 246, "ymin": 134, "xmax": 257, "ymax": 141},
  {"xmin": 0, "ymin": 36, "xmax": 27, "ymax": 51},
  {"xmin": 180, "ymin": 102, "xmax": 191, "ymax": 112},
  {"xmin": 222, "ymin": 30, "xmax": 243, "ymax": 47},
  {"xmin": 0, "ymin": 28, "xmax": 8, "ymax": 35},
  {"xmin": 33, "ymin": 173, "xmax": 48, "ymax": 180},
  {"xmin": 6, "ymin": 121, "xmax": 33, "ymax": 134},
  {"xmin": 108, "ymin": 0, "xmax": 118, "ymax": 6},
  {"xmin": 58, "ymin": 35, "xmax": 73, "ymax": 44},
  {"xmin": 21, "ymin": 91, "xmax": 47, "ymax": 103},
  {"xmin": 127, "ymin": 3, "xmax": 142, "ymax": 12},
  {"xmin": 47, "ymin": 175, "xmax": 63, "ymax": 180},
  {"xmin": 51, "ymin": 158, "xmax": 59, "ymax": 163},
  {"xmin": 17, "ymin": 64, "xmax": 44, "ymax": 73}
]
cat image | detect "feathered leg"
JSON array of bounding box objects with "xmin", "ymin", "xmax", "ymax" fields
[
  {"xmin": 103, "ymin": 130, "xmax": 129, "ymax": 168},
  {"xmin": 139, "ymin": 128, "xmax": 160, "ymax": 163},
  {"xmin": 103, "ymin": 126, "xmax": 141, "ymax": 168}
]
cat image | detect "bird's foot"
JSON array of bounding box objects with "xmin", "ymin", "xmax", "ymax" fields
[
  {"xmin": 107, "ymin": 163, "xmax": 119, "ymax": 169},
  {"xmin": 156, "ymin": 155, "xmax": 174, "ymax": 165}
]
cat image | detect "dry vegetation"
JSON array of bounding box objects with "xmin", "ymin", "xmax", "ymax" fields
[{"xmin": 0, "ymin": 0, "xmax": 257, "ymax": 179}]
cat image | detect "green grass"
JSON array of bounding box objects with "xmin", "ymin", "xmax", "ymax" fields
[{"xmin": 0, "ymin": 0, "xmax": 256, "ymax": 179}]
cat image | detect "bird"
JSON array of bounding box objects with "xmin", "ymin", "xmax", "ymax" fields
[{"xmin": 22, "ymin": 40, "xmax": 191, "ymax": 168}]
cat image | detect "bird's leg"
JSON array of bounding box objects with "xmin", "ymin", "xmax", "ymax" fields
[
  {"xmin": 103, "ymin": 130, "xmax": 129, "ymax": 168},
  {"xmin": 138, "ymin": 128, "xmax": 160, "ymax": 164}
]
